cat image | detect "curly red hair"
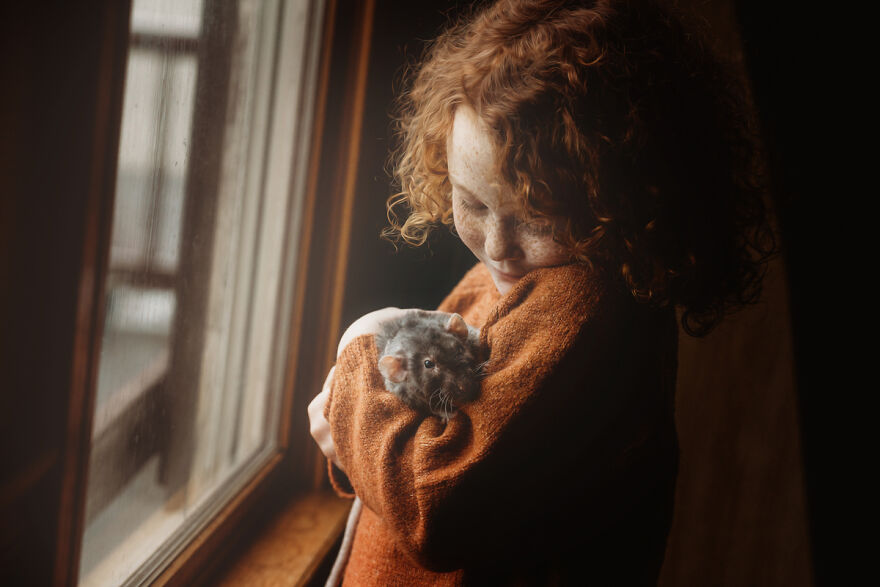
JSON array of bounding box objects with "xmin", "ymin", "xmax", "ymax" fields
[{"xmin": 385, "ymin": 0, "xmax": 775, "ymax": 336}]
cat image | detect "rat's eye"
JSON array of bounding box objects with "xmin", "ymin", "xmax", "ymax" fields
[{"xmin": 424, "ymin": 359, "xmax": 435, "ymax": 369}]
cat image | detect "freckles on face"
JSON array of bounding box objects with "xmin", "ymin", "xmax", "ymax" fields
[
  {"xmin": 450, "ymin": 195, "xmax": 483, "ymax": 254},
  {"xmin": 517, "ymin": 230, "xmax": 570, "ymax": 263},
  {"xmin": 447, "ymin": 106, "xmax": 571, "ymax": 294}
]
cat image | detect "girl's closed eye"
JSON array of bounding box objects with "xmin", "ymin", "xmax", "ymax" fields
[{"xmin": 457, "ymin": 195, "xmax": 486, "ymax": 212}]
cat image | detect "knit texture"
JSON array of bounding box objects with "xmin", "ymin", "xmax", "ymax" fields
[{"xmin": 325, "ymin": 262, "xmax": 679, "ymax": 585}]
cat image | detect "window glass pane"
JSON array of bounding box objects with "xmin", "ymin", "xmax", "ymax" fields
[
  {"xmin": 131, "ymin": 0, "xmax": 204, "ymax": 37},
  {"xmin": 78, "ymin": 0, "xmax": 321, "ymax": 583}
]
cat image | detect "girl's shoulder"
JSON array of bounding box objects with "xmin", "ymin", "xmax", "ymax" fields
[
  {"xmin": 440, "ymin": 262, "xmax": 673, "ymax": 345},
  {"xmin": 440, "ymin": 262, "xmax": 616, "ymax": 326},
  {"xmin": 485, "ymin": 263, "xmax": 675, "ymax": 357}
]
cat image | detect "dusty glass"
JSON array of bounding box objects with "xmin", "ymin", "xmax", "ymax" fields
[{"xmin": 78, "ymin": 0, "xmax": 324, "ymax": 584}]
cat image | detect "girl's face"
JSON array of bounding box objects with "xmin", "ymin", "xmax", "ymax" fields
[{"xmin": 447, "ymin": 106, "xmax": 570, "ymax": 295}]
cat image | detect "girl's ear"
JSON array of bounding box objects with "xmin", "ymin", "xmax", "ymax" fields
[
  {"xmin": 445, "ymin": 313, "xmax": 469, "ymax": 341},
  {"xmin": 378, "ymin": 355, "xmax": 407, "ymax": 383}
]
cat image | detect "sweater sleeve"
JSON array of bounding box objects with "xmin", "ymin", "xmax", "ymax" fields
[{"xmin": 324, "ymin": 263, "xmax": 676, "ymax": 571}]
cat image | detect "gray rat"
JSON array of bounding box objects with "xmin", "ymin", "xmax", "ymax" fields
[
  {"xmin": 326, "ymin": 310, "xmax": 484, "ymax": 586},
  {"xmin": 375, "ymin": 309, "xmax": 484, "ymax": 420}
]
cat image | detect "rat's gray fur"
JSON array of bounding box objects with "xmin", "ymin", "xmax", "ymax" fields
[{"xmin": 375, "ymin": 310, "xmax": 484, "ymax": 420}]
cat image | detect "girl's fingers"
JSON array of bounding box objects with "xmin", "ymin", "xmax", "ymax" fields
[{"xmin": 309, "ymin": 366, "xmax": 339, "ymax": 466}]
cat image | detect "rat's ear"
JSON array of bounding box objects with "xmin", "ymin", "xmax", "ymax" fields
[
  {"xmin": 445, "ymin": 313, "xmax": 469, "ymax": 341},
  {"xmin": 378, "ymin": 355, "xmax": 407, "ymax": 383}
]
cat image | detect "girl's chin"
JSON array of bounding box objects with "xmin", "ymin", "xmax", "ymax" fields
[{"xmin": 491, "ymin": 275, "xmax": 516, "ymax": 295}]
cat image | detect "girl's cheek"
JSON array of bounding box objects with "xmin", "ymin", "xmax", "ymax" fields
[
  {"xmin": 453, "ymin": 205, "xmax": 484, "ymax": 257},
  {"xmin": 521, "ymin": 233, "xmax": 569, "ymax": 265}
]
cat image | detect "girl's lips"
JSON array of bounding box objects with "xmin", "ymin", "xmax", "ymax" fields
[{"xmin": 493, "ymin": 268, "xmax": 525, "ymax": 281}]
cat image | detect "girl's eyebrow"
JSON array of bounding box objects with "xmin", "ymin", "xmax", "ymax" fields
[{"xmin": 449, "ymin": 178, "xmax": 478, "ymax": 199}]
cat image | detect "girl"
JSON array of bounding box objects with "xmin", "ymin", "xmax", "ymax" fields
[{"xmin": 309, "ymin": 0, "xmax": 773, "ymax": 584}]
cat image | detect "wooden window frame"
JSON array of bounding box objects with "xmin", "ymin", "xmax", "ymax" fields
[{"xmin": 0, "ymin": 0, "xmax": 374, "ymax": 584}]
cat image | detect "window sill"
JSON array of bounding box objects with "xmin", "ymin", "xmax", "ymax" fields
[{"xmin": 213, "ymin": 490, "xmax": 351, "ymax": 586}]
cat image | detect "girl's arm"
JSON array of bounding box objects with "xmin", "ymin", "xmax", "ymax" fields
[
  {"xmin": 334, "ymin": 307, "xmax": 404, "ymax": 358},
  {"xmin": 309, "ymin": 305, "xmax": 452, "ymax": 470},
  {"xmin": 323, "ymin": 263, "xmax": 677, "ymax": 571}
]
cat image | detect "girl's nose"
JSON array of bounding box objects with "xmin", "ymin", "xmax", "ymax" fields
[{"xmin": 484, "ymin": 218, "xmax": 519, "ymax": 261}]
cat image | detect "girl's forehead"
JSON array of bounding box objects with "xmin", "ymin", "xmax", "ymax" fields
[
  {"xmin": 447, "ymin": 107, "xmax": 559, "ymax": 219},
  {"xmin": 447, "ymin": 106, "xmax": 504, "ymax": 190},
  {"xmin": 448, "ymin": 106, "xmax": 547, "ymax": 218}
]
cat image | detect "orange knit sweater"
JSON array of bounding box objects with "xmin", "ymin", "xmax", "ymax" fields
[{"xmin": 325, "ymin": 262, "xmax": 679, "ymax": 585}]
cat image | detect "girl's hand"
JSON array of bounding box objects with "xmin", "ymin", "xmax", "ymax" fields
[
  {"xmin": 336, "ymin": 307, "xmax": 411, "ymax": 358},
  {"xmin": 311, "ymin": 308, "xmax": 446, "ymax": 466},
  {"xmin": 311, "ymin": 308, "xmax": 404, "ymax": 468},
  {"xmin": 308, "ymin": 365, "xmax": 338, "ymax": 467}
]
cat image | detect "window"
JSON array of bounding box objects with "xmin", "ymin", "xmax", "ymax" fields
[
  {"xmin": 77, "ymin": 0, "xmax": 325, "ymax": 584},
  {"xmin": 2, "ymin": 0, "xmax": 374, "ymax": 583}
]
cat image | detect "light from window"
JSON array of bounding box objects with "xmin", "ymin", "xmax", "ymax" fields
[{"xmin": 78, "ymin": 0, "xmax": 324, "ymax": 584}]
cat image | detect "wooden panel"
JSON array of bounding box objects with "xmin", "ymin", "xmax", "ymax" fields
[
  {"xmin": 214, "ymin": 492, "xmax": 351, "ymax": 586},
  {"xmin": 0, "ymin": 1, "xmax": 132, "ymax": 584},
  {"xmin": 154, "ymin": 454, "xmax": 286, "ymax": 586},
  {"xmin": 285, "ymin": 0, "xmax": 379, "ymax": 493}
]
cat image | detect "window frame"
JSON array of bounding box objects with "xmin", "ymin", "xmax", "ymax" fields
[{"xmin": 0, "ymin": 0, "xmax": 375, "ymax": 584}]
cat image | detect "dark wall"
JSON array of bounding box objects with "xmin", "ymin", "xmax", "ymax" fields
[
  {"xmin": 736, "ymin": 2, "xmax": 841, "ymax": 582},
  {"xmin": 0, "ymin": 2, "xmax": 130, "ymax": 583},
  {"xmin": 660, "ymin": 2, "xmax": 813, "ymax": 584},
  {"xmin": 340, "ymin": 0, "xmax": 476, "ymax": 328}
]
